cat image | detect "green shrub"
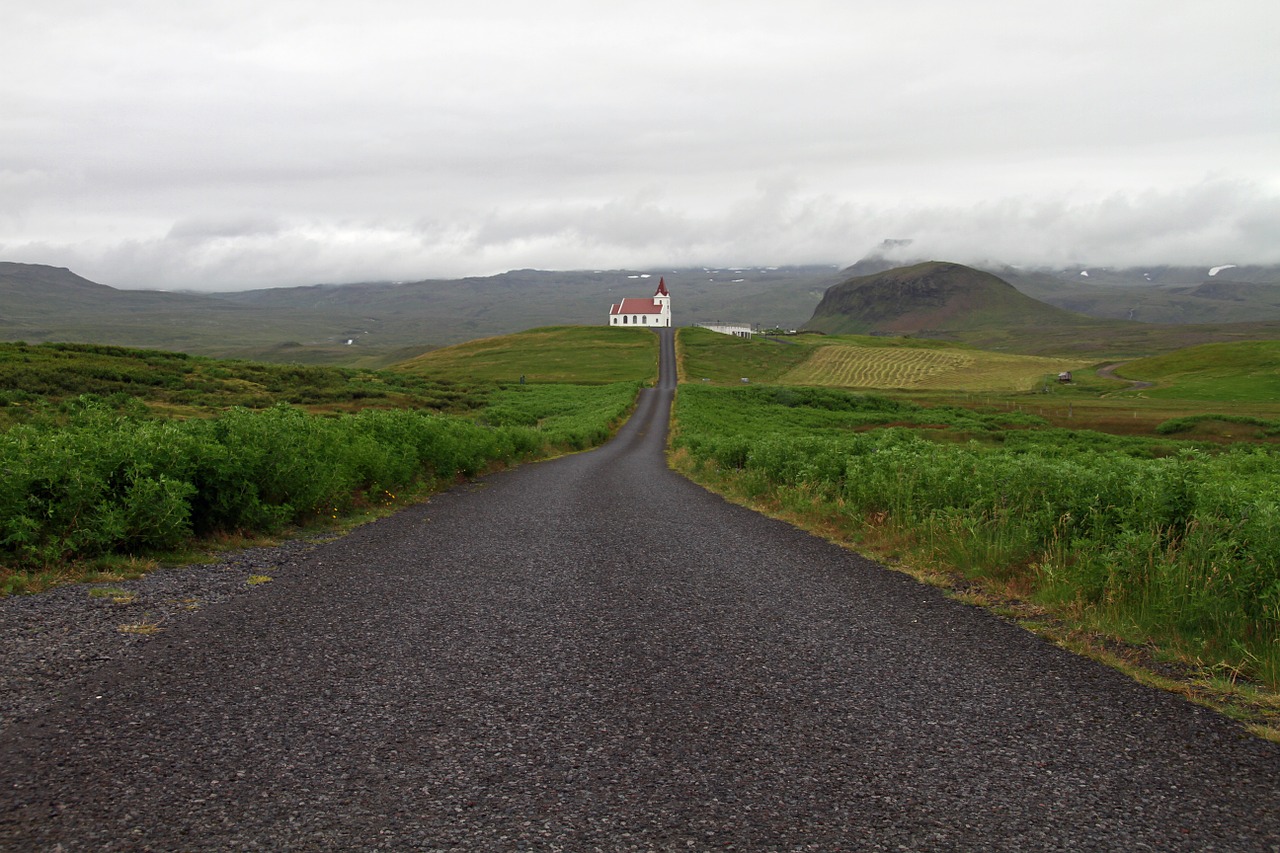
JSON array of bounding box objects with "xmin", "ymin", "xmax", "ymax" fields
[{"xmin": 0, "ymin": 383, "xmax": 638, "ymax": 571}]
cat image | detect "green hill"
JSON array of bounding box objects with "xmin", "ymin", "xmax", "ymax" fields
[
  {"xmin": 394, "ymin": 326, "xmax": 659, "ymax": 384},
  {"xmin": 1116, "ymin": 341, "xmax": 1280, "ymax": 402}
]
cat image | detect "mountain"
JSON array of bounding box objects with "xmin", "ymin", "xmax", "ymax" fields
[
  {"xmin": 804, "ymin": 261, "xmax": 1085, "ymax": 335},
  {"xmin": 0, "ymin": 262, "xmax": 245, "ymax": 315},
  {"xmin": 0, "ymin": 262, "xmax": 116, "ymax": 309},
  {"xmin": 0, "ymin": 262, "xmax": 342, "ymax": 357},
  {"xmin": 211, "ymin": 266, "xmax": 838, "ymax": 336}
]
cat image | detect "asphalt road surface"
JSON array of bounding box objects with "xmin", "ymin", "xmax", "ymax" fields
[{"xmin": 2, "ymin": 329, "xmax": 1278, "ymax": 851}]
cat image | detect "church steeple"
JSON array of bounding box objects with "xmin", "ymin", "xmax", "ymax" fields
[{"xmin": 651, "ymin": 277, "xmax": 672, "ymax": 326}]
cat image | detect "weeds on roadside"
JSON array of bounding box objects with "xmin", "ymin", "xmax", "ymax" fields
[{"xmin": 88, "ymin": 587, "xmax": 137, "ymax": 604}]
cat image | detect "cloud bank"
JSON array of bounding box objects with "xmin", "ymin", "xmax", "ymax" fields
[{"xmin": 2, "ymin": 1, "xmax": 1277, "ymax": 290}]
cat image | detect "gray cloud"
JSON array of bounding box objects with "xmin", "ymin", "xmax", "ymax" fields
[{"xmin": 2, "ymin": 0, "xmax": 1277, "ymax": 290}]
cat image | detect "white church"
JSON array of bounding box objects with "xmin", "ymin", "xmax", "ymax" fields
[{"xmin": 608, "ymin": 278, "xmax": 672, "ymax": 328}]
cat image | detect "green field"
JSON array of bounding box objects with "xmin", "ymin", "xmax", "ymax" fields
[
  {"xmin": 0, "ymin": 341, "xmax": 490, "ymax": 426},
  {"xmin": 682, "ymin": 328, "xmax": 1095, "ymax": 393},
  {"xmin": 1116, "ymin": 341, "xmax": 1280, "ymax": 402},
  {"xmin": 397, "ymin": 326, "xmax": 659, "ymax": 384},
  {"xmin": 677, "ymin": 327, "xmax": 813, "ymax": 383}
]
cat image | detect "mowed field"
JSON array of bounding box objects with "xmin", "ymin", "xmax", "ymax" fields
[{"xmin": 777, "ymin": 342, "xmax": 1091, "ymax": 392}]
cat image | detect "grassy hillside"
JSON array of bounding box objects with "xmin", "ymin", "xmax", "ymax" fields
[
  {"xmin": 677, "ymin": 328, "xmax": 815, "ymax": 384},
  {"xmin": 676, "ymin": 327, "xmax": 1280, "ymax": 442},
  {"xmin": 1116, "ymin": 341, "xmax": 1280, "ymax": 403},
  {"xmin": 941, "ymin": 316, "xmax": 1280, "ymax": 358},
  {"xmin": 394, "ymin": 326, "xmax": 660, "ymax": 384},
  {"xmin": 0, "ymin": 341, "xmax": 490, "ymax": 427}
]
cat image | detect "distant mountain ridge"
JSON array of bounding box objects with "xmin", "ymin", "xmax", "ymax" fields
[
  {"xmin": 0, "ymin": 261, "xmax": 338, "ymax": 356},
  {"xmin": 5, "ymin": 256, "xmax": 1280, "ymax": 362},
  {"xmin": 0, "ymin": 262, "xmax": 836, "ymax": 362},
  {"xmin": 840, "ymin": 243, "xmax": 1280, "ymax": 326}
]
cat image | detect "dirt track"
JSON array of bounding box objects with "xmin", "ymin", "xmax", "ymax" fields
[{"xmin": 1097, "ymin": 361, "xmax": 1156, "ymax": 390}]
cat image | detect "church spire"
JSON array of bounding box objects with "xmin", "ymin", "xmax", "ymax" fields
[{"xmin": 655, "ymin": 277, "xmax": 669, "ymax": 297}]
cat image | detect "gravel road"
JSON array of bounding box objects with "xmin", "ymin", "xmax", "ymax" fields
[{"xmin": 2, "ymin": 329, "xmax": 1278, "ymax": 851}]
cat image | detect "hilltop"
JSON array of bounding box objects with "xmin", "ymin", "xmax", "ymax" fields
[{"xmin": 396, "ymin": 326, "xmax": 659, "ymax": 384}]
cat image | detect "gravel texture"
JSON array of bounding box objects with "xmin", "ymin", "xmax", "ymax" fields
[
  {"xmin": 2, "ymin": 329, "xmax": 1279, "ymax": 851},
  {"xmin": 0, "ymin": 538, "xmax": 320, "ymax": 733}
]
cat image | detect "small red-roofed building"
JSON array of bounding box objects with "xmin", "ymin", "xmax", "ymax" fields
[{"xmin": 608, "ymin": 277, "xmax": 672, "ymax": 328}]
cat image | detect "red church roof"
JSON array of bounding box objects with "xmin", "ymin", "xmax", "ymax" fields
[
  {"xmin": 655, "ymin": 277, "xmax": 669, "ymax": 296},
  {"xmin": 610, "ymin": 298, "xmax": 662, "ymax": 315}
]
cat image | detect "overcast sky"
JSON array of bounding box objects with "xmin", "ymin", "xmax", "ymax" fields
[{"xmin": 3, "ymin": 0, "xmax": 1278, "ymax": 291}]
